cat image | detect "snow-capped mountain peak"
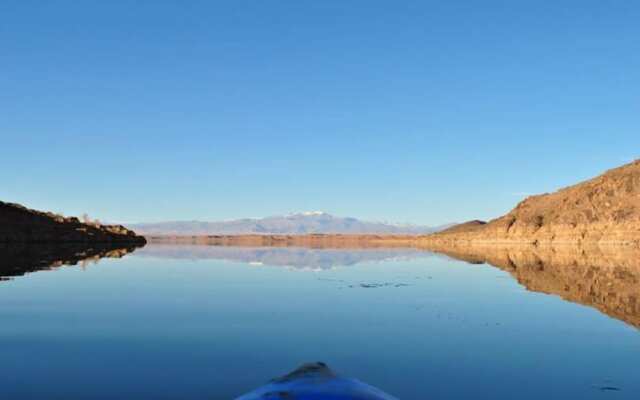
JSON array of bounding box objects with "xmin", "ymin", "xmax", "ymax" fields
[{"xmin": 130, "ymin": 213, "xmax": 443, "ymax": 236}]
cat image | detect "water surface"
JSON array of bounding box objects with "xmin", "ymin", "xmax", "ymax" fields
[{"xmin": 1, "ymin": 244, "xmax": 638, "ymax": 399}]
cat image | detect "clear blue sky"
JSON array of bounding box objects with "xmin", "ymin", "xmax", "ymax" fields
[{"xmin": 1, "ymin": 1, "xmax": 638, "ymax": 225}]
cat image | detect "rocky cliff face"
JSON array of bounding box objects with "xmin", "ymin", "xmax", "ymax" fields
[
  {"xmin": 423, "ymin": 160, "xmax": 640, "ymax": 245},
  {"xmin": 0, "ymin": 201, "xmax": 146, "ymax": 244}
]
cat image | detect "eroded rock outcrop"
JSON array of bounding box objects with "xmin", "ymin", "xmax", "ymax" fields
[
  {"xmin": 0, "ymin": 201, "xmax": 146, "ymax": 244},
  {"xmin": 422, "ymin": 160, "xmax": 640, "ymax": 245}
]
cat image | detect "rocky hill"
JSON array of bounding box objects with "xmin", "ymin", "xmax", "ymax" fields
[
  {"xmin": 0, "ymin": 201, "xmax": 146, "ymax": 244},
  {"xmin": 423, "ymin": 160, "xmax": 640, "ymax": 245}
]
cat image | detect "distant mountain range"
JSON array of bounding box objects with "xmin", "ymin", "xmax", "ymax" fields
[{"xmin": 130, "ymin": 212, "xmax": 450, "ymax": 236}]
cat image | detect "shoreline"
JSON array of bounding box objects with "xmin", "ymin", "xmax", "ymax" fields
[{"xmin": 145, "ymin": 233, "xmax": 640, "ymax": 248}]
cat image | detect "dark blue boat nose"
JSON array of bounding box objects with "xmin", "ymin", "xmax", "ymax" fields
[{"xmin": 235, "ymin": 362, "xmax": 398, "ymax": 400}]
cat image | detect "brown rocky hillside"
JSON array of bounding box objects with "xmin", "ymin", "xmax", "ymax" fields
[
  {"xmin": 423, "ymin": 160, "xmax": 640, "ymax": 245},
  {"xmin": 0, "ymin": 201, "xmax": 146, "ymax": 244}
]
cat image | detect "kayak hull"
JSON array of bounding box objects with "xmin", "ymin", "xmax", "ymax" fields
[{"xmin": 235, "ymin": 362, "xmax": 398, "ymax": 400}]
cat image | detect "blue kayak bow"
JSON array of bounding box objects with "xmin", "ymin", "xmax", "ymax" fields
[{"xmin": 235, "ymin": 362, "xmax": 398, "ymax": 400}]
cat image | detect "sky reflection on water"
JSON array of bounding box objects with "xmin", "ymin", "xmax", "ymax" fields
[{"xmin": 0, "ymin": 244, "xmax": 638, "ymax": 399}]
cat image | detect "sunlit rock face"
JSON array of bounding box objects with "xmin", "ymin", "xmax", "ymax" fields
[
  {"xmin": 0, "ymin": 243, "xmax": 144, "ymax": 281},
  {"xmin": 421, "ymin": 160, "xmax": 640, "ymax": 245},
  {"xmin": 235, "ymin": 362, "xmax": 398, "ymax": 400},
  {"xmin": 423, "ymin": 243, "xmax": 640, "ymax": 328}
]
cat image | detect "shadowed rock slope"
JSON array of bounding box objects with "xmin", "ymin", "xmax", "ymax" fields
[
  {"xmin": 0, "ymin": 201, "xmax": 146, "ymax": 244},
  {"xmin": 423, "ymin": 160, "xmax": 640, "ymax": 245}
]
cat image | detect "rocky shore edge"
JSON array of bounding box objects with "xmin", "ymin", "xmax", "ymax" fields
[{"xmin": 0, "ymin": 201, "xmax": 146, "ymax": 244}]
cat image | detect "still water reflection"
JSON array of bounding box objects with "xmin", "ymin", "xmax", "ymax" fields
[{"xmin": 0, "ymin": 243, "xmax": 639, "ymax": 399}]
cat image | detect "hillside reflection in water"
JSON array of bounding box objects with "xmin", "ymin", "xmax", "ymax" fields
[
  {"xmin": 138, "ymin": 243, "xmax": 640, "ymax": 328},
  {"xmin": 1, "ymin": 242, "xmax": 639, "ymax": 399},
  {"xmin": 424, "ymin": 244, "xmax": 640, "ymax": 329},
  {"xmin": 0, "ymin": 242, "xmax": 144, "ymax": 281}
]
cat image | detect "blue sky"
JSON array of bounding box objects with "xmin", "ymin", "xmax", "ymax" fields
[{"xmin": 1, "ymin": 1, "xmax": 638, "ymax": 225}]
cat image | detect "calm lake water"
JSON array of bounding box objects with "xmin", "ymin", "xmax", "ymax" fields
[{"xmin": 1, "ymin": 244, "xmax": 639, "ymax": 399}]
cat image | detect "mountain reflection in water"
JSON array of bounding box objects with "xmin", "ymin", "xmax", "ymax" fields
[
  {"xmin": 139, "ymin": 243, "xmax": 640, "ymax": 328},
  {"xmin": 1, "ymin": 241, "xmax": 639, "ymax": 398},
  {"xmin": 1, "ymin": 241, "xmax": 639, "ymax": 329},
  {"xmin": 136, "ymin": 244, "xmax": 434, "ymax": 270}
]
